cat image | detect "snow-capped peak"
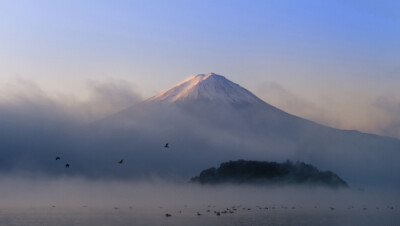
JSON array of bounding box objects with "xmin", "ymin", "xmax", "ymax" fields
[{"xmin": 146, "ymin": 73, "xmax": 264, "ymax": 104}]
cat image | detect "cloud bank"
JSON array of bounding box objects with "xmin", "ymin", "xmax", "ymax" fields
[
  {"xmin": 256, "ymin": 81, "xmax": 400, "ymax": 139},
  {"xmin": 0, "ymin": 175, "xmax": 398, "ymax": 209},
  {"xmin": 0, "ymin": 78, "xmax": 399, "ymax": 190},
  {"xmin": 0, "ymin": 78, "xmax": 143, "ymax": 123}
]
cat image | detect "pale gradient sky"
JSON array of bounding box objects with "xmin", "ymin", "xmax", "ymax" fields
[{"xmin": 0, "ymin": 0, "xmax": 399, "ymax": 137}]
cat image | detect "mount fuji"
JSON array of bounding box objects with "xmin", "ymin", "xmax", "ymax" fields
[{"xmin": 92, "ymin": 73, "xmax": 400, "ymax": 186}]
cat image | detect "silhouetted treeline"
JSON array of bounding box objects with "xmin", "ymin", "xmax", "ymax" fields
[{"xmin": 190, "ymin": 160, "xmax": 348, "ymax": 188}]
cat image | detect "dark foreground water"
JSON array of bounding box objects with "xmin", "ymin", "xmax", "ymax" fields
[
  {"xmin": 1, "ymin": 205, "xmax": 398, "ymax": 226},
  {"xmin": 1, "ymin": 177, "xmax": 399, "ymax": 225}
]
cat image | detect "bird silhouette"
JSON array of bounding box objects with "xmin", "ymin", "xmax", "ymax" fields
[
  {"xmin": 65, "ymin": 164, "xmax": 70, "ymax": 168},
  {"xmin": 164, "ymin": 143, "xmax": 169, "ymax": 148},
  {"xmin": 118, "ymin": 159, "xmax": 123, "ymax": 164},
  {"xmin": 55, "ymin": 157, "xmax": 60, "ymax": 160}
]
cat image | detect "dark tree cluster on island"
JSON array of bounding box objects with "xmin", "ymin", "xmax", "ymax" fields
[{"xmin": 190, "ymin": 160, "xmax": 348, "ymax": 188}]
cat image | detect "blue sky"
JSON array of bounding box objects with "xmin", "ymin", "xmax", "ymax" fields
[{"xmin": 0, "ymin": 0, "xmax": 399, "ymax": 137}]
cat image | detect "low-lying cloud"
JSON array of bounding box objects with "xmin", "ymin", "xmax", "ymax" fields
[
  {"xmin": 0, "ymin": 175, "xmax": 398, "ymax": 209},
  {"xmin": 0, "ymin": 78, "xmax": 143, "ymax": 123},
  {"xmin": 374, "ymin": 95, "xmax": 400, "ymax": 139},
  {"xmin": 256, "ymin": 81, "xmax": 400, "ymax": 139},
  {"xmin": 0, "ymin": 78, "xmax": 399, "ymax": 190}
]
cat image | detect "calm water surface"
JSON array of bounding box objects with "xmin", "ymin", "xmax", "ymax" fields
[{"xmin": 0, "ymin": 205, "xmax": 398, "ymax": 226}]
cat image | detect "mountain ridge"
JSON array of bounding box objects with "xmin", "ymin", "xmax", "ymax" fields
[
  {"xmin": 141, "ymin": 73, "xmax": 400, "ymax": 140},
  {"xmin": 107, "ymin": 73, "xmax": 400, "ymax": 143}
]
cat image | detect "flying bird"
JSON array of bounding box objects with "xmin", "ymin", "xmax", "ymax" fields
[
  {"xmin": 164, "ymin": 143, "xmax": 169, "ymax": 148},
  {"xmin": 55, "ymin": 157, "xmax": 60, "ymax": 160},
  {"xmin": 65, "ymin": 164, "xmax": 70, "ymax": 168},
  {"xmin": 118, "ymin": 159, "xmax": 123, "ymax": 164}
]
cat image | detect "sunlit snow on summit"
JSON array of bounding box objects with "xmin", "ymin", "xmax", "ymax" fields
[{"xmin": 147, "ymin": 73, "xmax": 263, "ymax": 104}]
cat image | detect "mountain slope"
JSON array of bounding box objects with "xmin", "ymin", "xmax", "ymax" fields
[{"xmin": 91, "ymin": 73, "xmax": 400, "ymax": 186}]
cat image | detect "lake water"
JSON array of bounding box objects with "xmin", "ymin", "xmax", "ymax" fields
[
  {"xmin": 1, "ymin": 205, "xmax": 398, "ymax": 226},
  {"xmin": 1, "ymin": 178, "xmax": 399, "ymax": 225}
]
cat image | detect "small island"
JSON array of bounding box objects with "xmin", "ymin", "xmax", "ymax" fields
[{"xmin": 190, "ymin": 160, "xmax": 348, "ymax": 188}]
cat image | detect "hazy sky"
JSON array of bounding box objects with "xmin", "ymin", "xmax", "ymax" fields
[{"xmin": 0, "ymin": 0, "xmax": 399, "ymax": 137}]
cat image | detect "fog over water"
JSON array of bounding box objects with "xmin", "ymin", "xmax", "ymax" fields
[
  {"xmin": 1, "ymin": 176, "xmax": 398, "ymax": 208},
  {"xmin": 0, "ymin": 176, "xmax": 399, "ymax": 226}
]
